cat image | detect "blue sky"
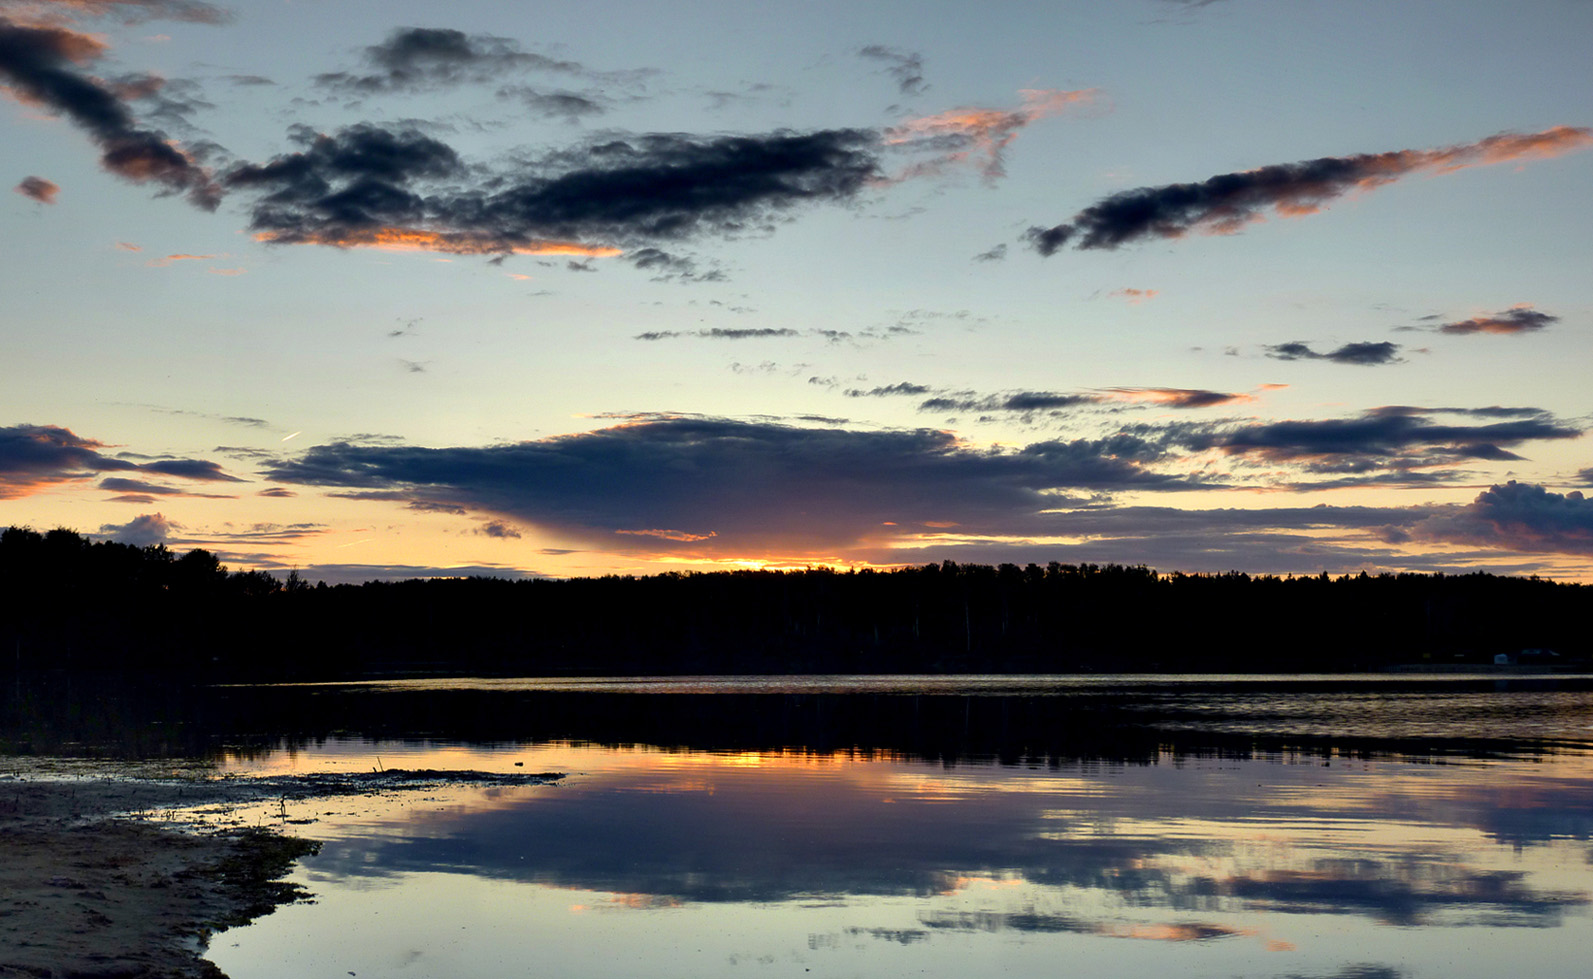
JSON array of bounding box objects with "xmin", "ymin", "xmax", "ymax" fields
[{"xmin": 3, "ymin": 0, "xmax": 1591, "ymax": 581}]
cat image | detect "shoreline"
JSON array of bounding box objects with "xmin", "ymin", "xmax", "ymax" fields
[{"xmin": 0, "ymin": 760, "xmax": 562, "ymax": 979}]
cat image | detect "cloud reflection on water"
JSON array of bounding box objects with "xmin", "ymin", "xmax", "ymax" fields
[{"xmin": 295, "ymin": 748, "xmax": 1593, "ymax": 933}]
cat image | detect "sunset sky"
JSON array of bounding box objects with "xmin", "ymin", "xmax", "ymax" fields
[{"xmin": 3, "ymin": 0, "xmax": 1591, "ymax": 583}]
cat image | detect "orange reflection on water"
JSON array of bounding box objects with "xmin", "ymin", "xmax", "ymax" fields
[{"xmin": 1097, "ymin": 922, "xmax": 1250, "ymax": 943}]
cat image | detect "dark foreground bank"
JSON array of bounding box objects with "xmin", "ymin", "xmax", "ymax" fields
[{"xmin": 0, "ymin": 763, "xmax": 562, "ymax": 979}]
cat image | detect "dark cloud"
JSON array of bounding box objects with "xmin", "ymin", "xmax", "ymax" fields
[
  {"xmin": 13, "ymin": 173, "xmax": 57, "ymax": 202},
  {"xmin": 476, "ymin": 520, "xmax": 522, "ymax": 539},
  {"xmin": 865, "ymin": 383, "xmax": 1249, "ymax": 415},
  {"xmin": 227, "ymin": 123, "xmax": 881, "ymax": 253},
  {"xmin": 261, "ymin": 417, "xmax": 1205, "ymax": 557},
  {"xmin": 625, "ymin": 247, "xmax": 725, "ymax": 283},
  {"xmin": 1175, "ymin": 407, "xmax": 1580, "ymax": 470},
  {"xmin": 140, "ymin": 458, "xmax": 244, "ymax": 481},
  {"xmin": 1112, "ymin": 387, "xmax": 1249, "ymax": 409},
  {"xmin": 1430, "ymin": 405, "xmax": 1552, "ymax": 419},
  {"xmin": 1, "ymin": 423, "xmax": 137, "ymax": 497},
  {"xmin": 973, "ymin": 243, "xmax": 1007, "ymax": 261},
  {"xmin": 1, "ymin": 423, "xmax": 244, "ymax": 498},
  {"xmin": 1437, "ymin": 305, "xmax": 1558, "ymax": 336},
  {"xmin": 635, "ymin": 327, "xmax": 799, "ymax": 341},
  {"xmin": 0, "ymin": 18, "xmax": 219, "ymax": 206},
  {"xmin": 923, "ymin": 391, "xmax": 1100, "ymax": 414},
  {"xmin": 316, "ymin": 27, "xmax": 581, "ymax": 94},
  {"xmin": 1264, "ymin": 341, "xmax": 1403, "ymax": 366},
  {"xmin": 918, "ymin": 911, "xmax": 1239, "ymax": 940},
  {"xmin": 1414, "ymin": 482, "xmax": 1593, "ymax": 556},
  {"xmin": 99, "ymin": 477, "xmax": 188, "ymax": 496},
  {"xmin": 844, "ymin": 382, "xmax": 935, "ymax": 398},
  {"xmin": 1026, "ymin": 127, "xmax": 1593, "ymax": 253},
  {"xmin": 1577, "ymin": 468, "xmax": 1593, "ymax": 487},
  {"xmin": 858, "ymin": 45, "xmax": 926, "ymax": 96}
]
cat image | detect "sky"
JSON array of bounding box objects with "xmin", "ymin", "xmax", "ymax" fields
[{"xmin": 2, "ymin": 0, "xmax": 1591, "ymax": 583}]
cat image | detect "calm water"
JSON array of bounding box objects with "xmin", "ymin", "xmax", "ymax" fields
[{"xmin": 163, "ymin": 675, "xmax": 1593, "ymax": 979}]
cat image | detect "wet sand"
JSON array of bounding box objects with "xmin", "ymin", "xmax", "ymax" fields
[{"xmin": 0, "ymin": 759, "xmax": 562, "ymax": 979}]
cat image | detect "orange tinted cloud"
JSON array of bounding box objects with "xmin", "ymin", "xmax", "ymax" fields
[
  {"xmin": 614, "ymin": 528, "xmax": 718, "ymax": 543},
  {"xmin": 1276, "ymin": 126, "xmax": 1593, "ymax": 215},
  {"xmin": 1438, "ymin": 303, "xmax": 1557, "ymax": 336},
  {"xmin": 1029, "ymin": 125, "xmax": 1593, "ymax": 253},
  {"xmin": 0, "ymin": 20, "xmax": 107, "ymax": 60},
  {"xmin": 0, "ymin": 17, "xmax": 220, "ymax": 206},
  {"xmin": 1105, "ymin": 387, "xmax": 1254, "ymax": 408},
  {"xmin": 252, "ymin": 226, "xmax": 622, "ymax": 257},
  {"xmin": 146, "ymin": 252, "xmax": 214, "ymax": 266},
  {"xmin": 13, "ymin": 174, "xmax": 57, "ymax": 202},
  {"xmin": 1108, "ymin": 287, "xmax": 1158, "ymax": 304},
  {"xmin": 886, "ymin": 88, "xmax": 1097, "ymax": 181}
]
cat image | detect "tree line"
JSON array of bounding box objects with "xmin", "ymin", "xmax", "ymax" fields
[{"xmin": 2, "ymin": 525, "xmax": 1588, "ymax": 679}]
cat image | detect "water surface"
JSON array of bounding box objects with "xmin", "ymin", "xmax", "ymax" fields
[{"xmin": 189, "ymin": 675, "xmax": 1593, "ymax": 979}]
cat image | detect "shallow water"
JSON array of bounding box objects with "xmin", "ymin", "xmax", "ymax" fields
[{"xmin": 195, "ymin": 675, "xmax": 1593, "ymax": 979}]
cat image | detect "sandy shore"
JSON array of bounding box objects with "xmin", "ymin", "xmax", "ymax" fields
[{"xmin": 0, "ymin": 758, "xmax": 562, "ymax": 979}]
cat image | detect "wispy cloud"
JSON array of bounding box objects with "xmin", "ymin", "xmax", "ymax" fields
[
  {"xmin": 146, "ymin": 252, "xmax": 215, "ymax": 266},
  {"xmin": 858, "ymin": 45, "xmax": 927, "ymax": 97},
  {"xmin": 886, "ymin": 88, "xmax": 1097, "ymax": 182},
  {"xmin": 1107, "ymin": 287, "xmax": 1157, "ymax": 304},
  {"xmin": 1026, "ymin": 126, "xmax": 1593, "ymax": 253},
  {"xmin": 636, "ymin": 328, "xmax": 800, "ymax": 341},
  {"xmin": 495, "ymin": 86, "xmax": 606, "ymax": 122}
]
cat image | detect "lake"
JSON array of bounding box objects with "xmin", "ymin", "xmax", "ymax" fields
[{"xmin": 12, "ymin": 673, "xmax": 1593, "ymax": 978}]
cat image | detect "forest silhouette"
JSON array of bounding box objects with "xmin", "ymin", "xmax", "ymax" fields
[{"xmin": 2, "ymin": 526, "xmax": 1588, "ymax": 680}]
